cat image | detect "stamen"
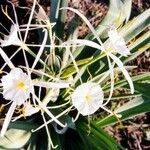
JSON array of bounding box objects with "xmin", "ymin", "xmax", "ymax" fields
[
  {"xmin": 0, "ymin": 104, "xmax": 5, "ymax": 113},
  {"xmin": 41, "ymin": 111, "xmax": 58, "ymax": 149},
  {"xmin": 32, "ymin": 106, "xmax": 72, "ymax": 132},
  {"xmin": 72, "ymin": 112, "xmax": 80, "ymax": 122}
]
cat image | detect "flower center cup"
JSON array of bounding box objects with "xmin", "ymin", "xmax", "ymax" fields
[
  {"xmin": 16, "ymin": 80, "xmax": 26, "ymax": 90},
  {"xmin": 85, "ymin": 94, "xmax": 92, "ymax": 102}
]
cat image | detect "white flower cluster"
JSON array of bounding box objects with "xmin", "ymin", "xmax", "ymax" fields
[{"xmin": 0, "ymin": 4, "xmax": 134, "ymax": 148}]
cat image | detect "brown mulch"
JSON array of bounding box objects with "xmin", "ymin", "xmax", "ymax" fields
[
  {"xmin": 67, "ymin": 0, "xmax": 108, "ymax": 38},
  {"xmin": 105, "ymin": 113, "xmax": 150, "ymax": 150}
]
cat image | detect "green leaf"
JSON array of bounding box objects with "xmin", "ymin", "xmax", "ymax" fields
[
  {"xmin": 120, "ymin": 8, "xmax": 150, "ymax": 42},
  {"xmin": 103, "ymin": 72, "xmax": 150, "ymax": 93},
  {"xmin": 27, "ymin": 133, "xmax": 38, "ymax": 150},
  {"xmin": 61, "ymin": 57, "xmax": 92, "ymax": 78},
  {"xmin": 76, "ymin": 118, "xmax": 124, "ymax": 150},
  {"xmin": 96, "ymin": 97, "xmax": 150, "ymax": 127},
  {"xmin": 134, "ymin": 80, "xmax": 150, "ymax": 99},
  {"xmin": 123, "ymin": 31, "xmax": 150, "ymax": 63},
  {"xmin": 9, "ymin": 121, "xmax": 39, "ymax": 131},
  {"xmin": 106, "ymin": 93, "xmax": 141, "ymax": 100},
  {"xmin": 66, "ymin": 1, "xmax": 81, "ymax": 40},
  {"xmin": 125, "ymin": 74, "xmax": 150, "ymax": 99},
  {"xmin": 50, "ymin": 0, "xmax": 68, "ymax": 39},
  {"xmin": 0, "ymin": 129, "xmax": 31, "ymax": 149}
]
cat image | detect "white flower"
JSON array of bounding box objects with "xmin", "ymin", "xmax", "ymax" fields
[
  {"xmin": 0, "ymin": 67, "xmax": 71, "ymax": 137},
  {"xmin": 71, "ymin": 82, "xmax": 104, "ymax": 116},
  {"xmin": 108, "ymin": 29, "xmax": 130, "ymax": 57},
  {"xmin": 0, "ymin": 24, "xmax": 22, "ymax": 47},
  {"xmin": 0, "ymin": 68, "xmax": 31, "ymax": 137},
  {"xmin": 1, "ymin": 68, "xmax": 31, "ymax": 105}
]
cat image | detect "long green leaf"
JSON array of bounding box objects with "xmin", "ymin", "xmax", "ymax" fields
[
  {"xmin": 0, "ymin": 129, "xmax": 31, "ymax": 149},
  {"xmin": 50, "ymin": 0, "xmax": 68, "ymax": 39},
  {"xmin": 120, "ymin": 8, "xmax": 150, "ymax": 42},
  {"xmin": 123, "ymin": 31, "xmax": 150, "ymax": 63},
  {"xmin": 96, "ymin": 97, "xmax": 150, "ymax": 127},
  {"xmin": 103, "ymin": 73, "xmax": 150, "ymax": 93},
  {"xmin": 76, "ymin": 118, "xmax": 124, "ymax": 150}
]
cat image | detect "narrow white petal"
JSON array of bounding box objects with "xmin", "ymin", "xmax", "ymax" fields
[
  {"xmin": 34, "ymin": 81, "xmax": 70, "ymax": 88},
  {"xmin": 60, "ymin": 7, "xmax": 104, "ymax": 48},
  {"xmin": 109, "ymin": 53, "xmax": 134, "ymax": 94},
  {"xmin": 31, "ymin": 29, "xmax": 48, "ymax": 70},
  {"xmin": 103, "ymin": 56, "xmax": 114, "ymax": 106},
  {"xmin": 63, "ymin": 39, "xmax": 104, "ymax": 51},
  {"xmin": 32, "ymin": 93, "xmax": 67, "ymax": 128},
  {"xmin": 32, "ymin": 106, "xmax": 72, "ymax": 132},
  {"xmin": 0, "ymin": 48, "xmax": 15, "ymax": 69},
  {"xmin": 0, "ymin": 102, "xmax": 16, "ymax": 137}
]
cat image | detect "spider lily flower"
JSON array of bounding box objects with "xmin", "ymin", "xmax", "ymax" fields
[
  {"xmin": 71, "ymin": 82, "xmax": 104, "ymax": 116},
  {"xmin": 60, "ymin": 7, "xmax": 133, "ymax": 103},
  {"xmin": 108, "ymin": 28, "xmax": 131, "ymax": 57},
  {"xmin": 0, "ymin": 68, "xmax": 31, "ymax": 137},
  {"xmin": 1, "ymin": 68, "xmax": 31, "ymax": 105},
  {"xmin": 64, "ymin": 38, "xmax": 134, "ymax": 95},
  {"xmin": 0, "ymin": 24, "xmax": 23, "ymax": 47},
  {"xmin": 0, "ymin": 67, "xmax": 70, "ymax": 137}
]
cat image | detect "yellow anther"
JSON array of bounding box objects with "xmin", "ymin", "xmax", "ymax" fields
[
  {"xmin": 15, "ymin": 106, "xmax": 24, "ymax": 115},
  {"xmin": 0, "ymin": 104, "xmax": 5, "ymax": 112}
]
